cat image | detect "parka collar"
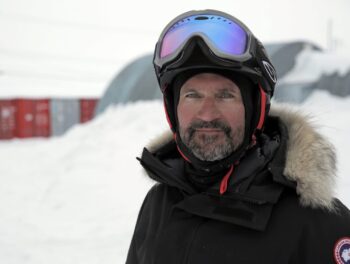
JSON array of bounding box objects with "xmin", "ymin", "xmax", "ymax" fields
[{"xmin": 143, "ymin": 104, "xmax": 337, "ymax": 210}]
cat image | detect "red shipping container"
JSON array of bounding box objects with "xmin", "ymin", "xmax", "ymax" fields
[
  {"xmin": 80, "ymin": 99, "xmax": 98, "ymax": 123},
  {"xmin": 15, "ymin": 99, "xmax": 50, "ymax": 138},
  {"xmin": 0, "ymin": 100, "xmax": 16, "ymax": 139},
  {"xmin": 34, "ymin": 99, "xmax": 50, "ymax": 137},
  {"xmin": 15, "ymin": 99, "xmax": 35, "ymax": 138}
]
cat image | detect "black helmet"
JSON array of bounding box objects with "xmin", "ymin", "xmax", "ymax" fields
[{"xmin": 153, "ymin": 9, "xmax": 277, "ymax": 173}]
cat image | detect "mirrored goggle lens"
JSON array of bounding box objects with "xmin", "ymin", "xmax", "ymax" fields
[{"xmin": 160, "ymin": 15, "xmax": 248, "ymax": 59}]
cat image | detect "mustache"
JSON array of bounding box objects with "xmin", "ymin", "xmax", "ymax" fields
[{"xmin": 187, "ymin": 120, "xmax": 232, "ymax": 137}]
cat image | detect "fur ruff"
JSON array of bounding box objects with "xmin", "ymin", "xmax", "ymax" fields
[{"xmin": 146, "ymin": 104, "xmax": 337, "ymax": 210}]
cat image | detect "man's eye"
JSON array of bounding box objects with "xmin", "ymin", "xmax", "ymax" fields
[
  {"xmin": 185, "ymin": 92, "xmax": 200, "ymax": 98},
  {"xmin": 217, "ymin": 92, "xmax": 234, "ymax": 99}
]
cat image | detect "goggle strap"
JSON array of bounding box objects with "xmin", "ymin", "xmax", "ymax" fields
[{"xmin": 257, "ymin": 83, "xmax": 267, "ymax": 130}]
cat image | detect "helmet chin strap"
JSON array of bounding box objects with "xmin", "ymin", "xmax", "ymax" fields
[
  {"xmin": 256, "ymin": 83, "xmax": 267, "ymax": 131},
  {"xmin": 163, "ymin": 97, "xmax": 174, "ymax": 131},
  {"xmin": 219, "ymin": 84, "xmax": 268, "ymax": 195},
  {"xmin": 174, "ymin": 133, "xmax": 191, "ymax": 163}
]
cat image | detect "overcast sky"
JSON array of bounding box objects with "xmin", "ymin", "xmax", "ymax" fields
[{"xmin": 0, "ymin": 0, "xmax": 349, "ymax": 96}]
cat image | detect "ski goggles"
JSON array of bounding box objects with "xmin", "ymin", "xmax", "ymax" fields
[{"xmin": 154, "ymin": 10, "xmax": 254, "ymax": 69}]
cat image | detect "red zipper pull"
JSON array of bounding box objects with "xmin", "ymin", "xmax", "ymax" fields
[{"xmin": 220, "ymin": 165, "xmax": 234, "ymax": 195}]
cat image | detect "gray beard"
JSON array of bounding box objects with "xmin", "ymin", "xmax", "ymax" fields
[{"xmin": 179, "ymin": 120, "xmax": 244, "ymax": 161}]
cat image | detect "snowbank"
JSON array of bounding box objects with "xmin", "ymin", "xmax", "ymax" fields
[
  {"xmin": 0, "ymin": 92, "xmax": 349, "ymax": 263},
  {"xmin": 280, "ymin": 48, "xmax": 350, "ymax": 85}
]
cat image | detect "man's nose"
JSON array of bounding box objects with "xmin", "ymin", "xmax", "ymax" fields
[{"xmin": 196, "ymin": 98, "xmax": 221, "ymax": 121}]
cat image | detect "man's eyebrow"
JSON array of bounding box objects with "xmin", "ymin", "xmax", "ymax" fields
[
  {"xmin": 216, "ymin": 87, "xmax": 238, "ymax": 93},
  {"xmin": 180, "ymin": 87, "xmax": 198, "ymax": 94}
]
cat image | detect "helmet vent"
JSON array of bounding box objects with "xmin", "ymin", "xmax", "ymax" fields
[{"xmin": 195, "ymin": 16, "xmax": 209, "ymax": 20}]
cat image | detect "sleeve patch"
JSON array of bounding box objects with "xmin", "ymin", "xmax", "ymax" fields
[{"xmin": 334, "ymin": 237, "xmax": 350, "ymax": 264}]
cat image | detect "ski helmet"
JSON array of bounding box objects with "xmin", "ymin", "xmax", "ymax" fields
[{"xmin": 153, "ymin": 9, "xmax": 277, "ymax": 172}]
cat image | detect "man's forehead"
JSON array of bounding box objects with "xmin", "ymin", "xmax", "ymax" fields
[{"xmin": 181, "ymin": 72, "xmax": 240, "ymax": 92}]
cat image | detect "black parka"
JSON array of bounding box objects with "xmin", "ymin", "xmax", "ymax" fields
[{"xmin": 126, "ymin": 107, "xmax": 350, "ymax": 264}]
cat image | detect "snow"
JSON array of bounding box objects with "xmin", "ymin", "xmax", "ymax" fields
[
  {"xmin": 1, "ymin": 1, "xmax": 350, "ymax": 261},
  {"xmin": 280, "ymin": 48, "xmax": 350, "ymax": 85},
  {"xmin": 0, "ymin": 90, "xmax": 349, "ymax": 263},
  {"xmin": 0, "ymin": 101, "xmax": 167, "ymax": 263}
]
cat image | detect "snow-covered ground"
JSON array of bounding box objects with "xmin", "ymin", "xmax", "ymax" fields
[
  {"xmin": 0, "ymin": 90, "xmax": 349, "ymax": 264},
  {"xmin": 280, "ymin": 48, "xmax": 350, "ymax": 85}
]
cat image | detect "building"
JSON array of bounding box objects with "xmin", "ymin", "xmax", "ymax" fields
[{"xmin": 96, "ymin": 41, "xmax": 350, "ymax": 117}]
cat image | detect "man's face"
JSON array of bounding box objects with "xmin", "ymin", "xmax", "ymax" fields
[{"xmin": 177, "ymin": 73, "xmax": 245, "ymax": 161}]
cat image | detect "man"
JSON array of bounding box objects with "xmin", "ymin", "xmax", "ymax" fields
[{"xmin": 126, "ymin": 10, "xmax": 350, "ymax": 264}]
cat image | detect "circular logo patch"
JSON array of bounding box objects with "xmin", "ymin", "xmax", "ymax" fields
[{"xmin": 334, "ymin": 237, "xmax": 350, "ymax": 264}]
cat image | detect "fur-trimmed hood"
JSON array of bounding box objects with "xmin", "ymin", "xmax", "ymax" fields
[
  {"xmin": 270, "ymin": 105, "xmax": 336, "ymax": 210},
  {"xmin": 146, "ymin": 105, "xmax": 337, "ymax": 210}
]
